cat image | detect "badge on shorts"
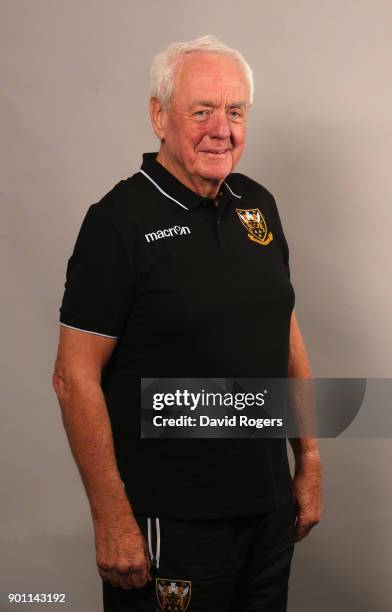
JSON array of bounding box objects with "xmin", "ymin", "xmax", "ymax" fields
[
  {"xmin": 156, "ymin": 578, "xmax": 191, "ymax": 611},
  {"xmin": 236, "ymin": 208, "xmax": 273, "ymax": 245}
]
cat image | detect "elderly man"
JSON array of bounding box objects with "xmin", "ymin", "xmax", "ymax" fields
[{"xmin": 53, "ymin": 35, "xmax": 322, "ymax": 612}]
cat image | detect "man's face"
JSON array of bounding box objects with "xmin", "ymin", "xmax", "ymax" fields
[{"xmin": 153, "ymin": 53, "xmax": 250, "ymax": 191}]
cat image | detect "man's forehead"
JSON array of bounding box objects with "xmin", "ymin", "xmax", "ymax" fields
[
  {"xmin": 172, "ymin": 55, "xmax": 249, "ymax": 105},
  {"xmin": 175, "ymin": 54, "xmax": 247, "ymax": 85}
]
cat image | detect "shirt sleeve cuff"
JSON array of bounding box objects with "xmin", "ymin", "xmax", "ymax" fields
[{"xmin": 59, "ymin": 312, "xmax": 120, "ymax": 339}]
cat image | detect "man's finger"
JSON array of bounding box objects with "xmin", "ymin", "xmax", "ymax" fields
[
  {"xmin": 115, "ymin": 565, "xmax": 150, "ymax": 589},
  {"xmin": 129, "ymin": 567, "xmax": 150, "ymax": 589},
  {"xmin": 107, "ymin": 569, "xmax": 122, "ymax": 587},
  {"xmin": 118, "ymin": 570, "xmax": 134, "ymax": 590},
  {"xmin": 98, "ymin": 568, "xmax": 109, "ymax": 581},
  {"xmin": 98, "ymin": 565, "xmax": 116, "ymax": 583},
  {"xmin": 295, "ymin": 520, "xmax": 317, "ymax": 541}
]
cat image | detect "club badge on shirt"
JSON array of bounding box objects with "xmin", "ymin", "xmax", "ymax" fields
[
  {"xmin": 156, "ymin": 578, "xmax": 191, "ymax": 611},
  {"xmin": 236, "ymin": 208, "xmax": 273, "ymax": 246}
]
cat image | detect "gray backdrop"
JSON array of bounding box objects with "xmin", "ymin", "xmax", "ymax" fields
[{"xmin": 1, "ymin": 1, "xmax": 391, "ymax": 610}]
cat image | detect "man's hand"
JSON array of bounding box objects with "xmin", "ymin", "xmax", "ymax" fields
[
  {"xmin": 94, "ymin": 513, "xmax": 152, "ymax": 590},
  {"xmin": 292, "ymin": 453, "xmax": 322, "ymax": 542}
]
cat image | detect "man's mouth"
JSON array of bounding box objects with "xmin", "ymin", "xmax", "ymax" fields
[{"xmin": 201, "ymin": 149, "xmax": 230, "ymax": 156}]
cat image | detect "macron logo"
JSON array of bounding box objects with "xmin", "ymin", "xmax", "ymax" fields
[{"xmin": 145, "ymin": 225, "xmax": 191, "ymax": 243}]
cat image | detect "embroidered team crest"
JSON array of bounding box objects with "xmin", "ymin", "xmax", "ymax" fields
[
  {"xmin": 236, "ymin": 208, "xmax": 273, "ymax": 245},
  {"xmin": 156, "ymin": 578, "xmax": 191, "ymax": 611}
]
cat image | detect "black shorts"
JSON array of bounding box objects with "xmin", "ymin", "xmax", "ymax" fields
[{"xmin": 102, "ymin": 502, "xmax": 296, "ymax": 612}]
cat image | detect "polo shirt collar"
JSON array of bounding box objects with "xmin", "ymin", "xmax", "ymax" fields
[{"xmin": 140, "ymin": 151, "xmax": 241, "ymax": 211}]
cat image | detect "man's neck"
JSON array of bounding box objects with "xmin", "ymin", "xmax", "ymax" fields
[{"xmin": 156, "ymin": 149, "xmax": 223, "ymax": 200}]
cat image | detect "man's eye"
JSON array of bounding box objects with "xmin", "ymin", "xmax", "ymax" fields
[{"xmin": 194, "ymin": 110, "xmax": 209, "ymax": 118}]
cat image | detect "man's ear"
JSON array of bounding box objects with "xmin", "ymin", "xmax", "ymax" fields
[{"xmin": 149, "ymin": 97, "xmax": 166, "ymax": 140}]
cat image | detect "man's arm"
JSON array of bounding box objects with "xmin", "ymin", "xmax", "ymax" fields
[
  {"xmin": 52, "ymin": 325, "xmax": 152, "ymax": 589},
  {"xmin": 288, "ymin": 310, "xmax": 323, "ymax": 541}
]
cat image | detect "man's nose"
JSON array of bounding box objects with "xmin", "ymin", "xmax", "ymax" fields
[{"xmin": 208, "ymin": 110, "xmax": 231, "ymax": 139}]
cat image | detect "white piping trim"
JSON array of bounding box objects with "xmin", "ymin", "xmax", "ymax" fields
[
  {"xmin": 59, "ymin": 322, "xmax": 118, "ymax": 339},
  {"xmin": 224, "ymin": 181, "xmax": 242, "ymax": 199},
  {"xmin": 155, "ymin": 517, "xmax": 161, "ymax": 569},
  {"xmin": 140, "ymin": 169, "xmax": 190, "ymax": 211}
]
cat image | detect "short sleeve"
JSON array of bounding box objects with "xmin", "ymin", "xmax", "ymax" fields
[{"xmin": 59, "ymin": 203, "xmax": 135, "ymax": 338}]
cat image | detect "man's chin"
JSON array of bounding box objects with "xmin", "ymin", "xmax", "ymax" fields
[{"xmin": 197, "ymin": 161, "xmax": 233, "ymax": 182}]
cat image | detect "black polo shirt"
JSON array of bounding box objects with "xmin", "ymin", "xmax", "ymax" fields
[{"xmin": 59, "ymin": 152, "xmax": 295, "ymax": 519}]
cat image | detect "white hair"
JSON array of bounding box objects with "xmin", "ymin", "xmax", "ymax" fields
[{"xmin": 150, "ymin": 34, "xmax": 254, "ymax": 107}]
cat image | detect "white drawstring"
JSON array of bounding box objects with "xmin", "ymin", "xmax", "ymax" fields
[
  {"xmin": 147, "ymin": 517, "xmax": 161, "ymax": 569},
  {"xmin": 147, "ymin": 517, "xmax": 153, "ymax": 560}
]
